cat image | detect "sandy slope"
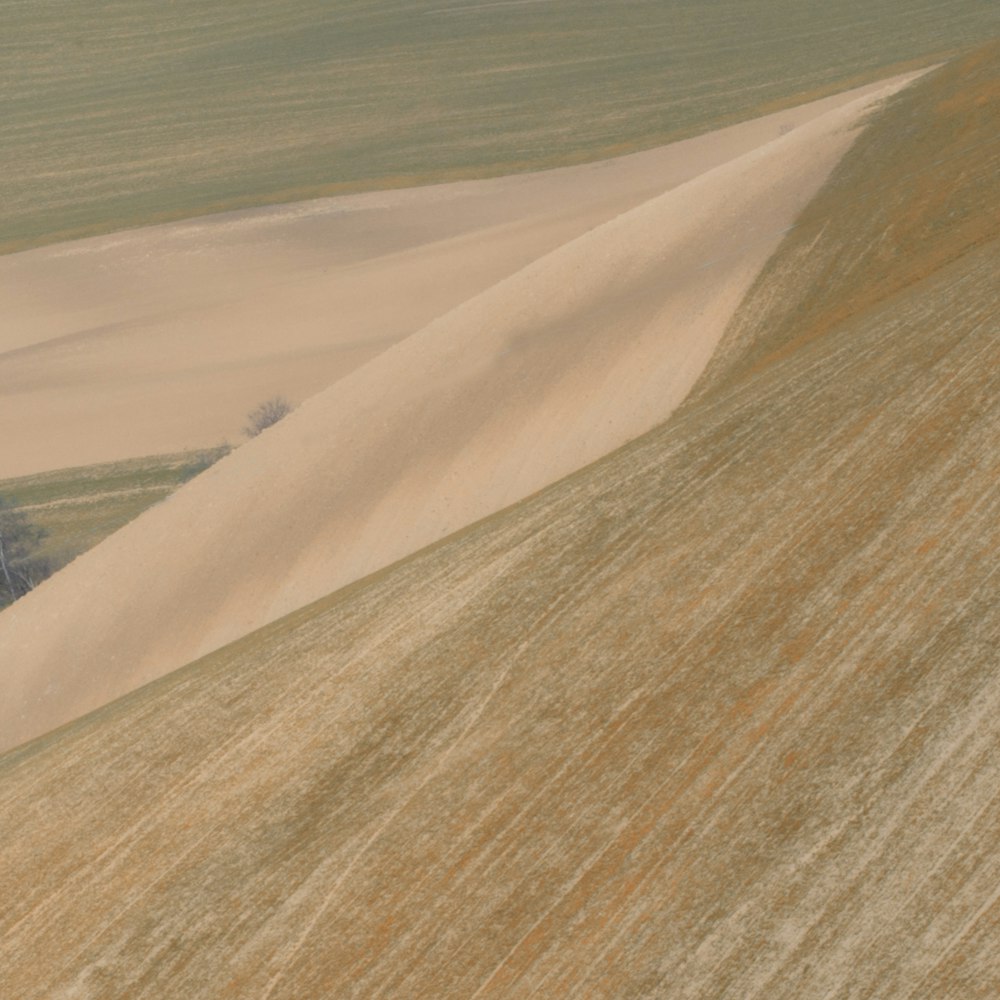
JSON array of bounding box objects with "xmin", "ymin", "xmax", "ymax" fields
[
  {"xmin": 0, "ymin": 74, "xmax": 921, "ymax": 753},
  {"xmin": 0, "ymin": 76, "xmax": 915, "ymax": 479}
]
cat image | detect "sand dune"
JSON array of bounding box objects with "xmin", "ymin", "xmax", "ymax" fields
[
  {"xmin": 0, "ymin": 77, "xmax": 916, "ymax": 479},
  {"xmin": 0, "ymin": 74, "xmax": 921, "ymax": 753}
]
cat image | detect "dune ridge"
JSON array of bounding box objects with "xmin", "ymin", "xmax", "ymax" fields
[{"xmin": 0, "ymin": 73, "xmax": 920, "ymax": 753}]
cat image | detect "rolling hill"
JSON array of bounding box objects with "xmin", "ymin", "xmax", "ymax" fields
[
  {"xmin": 4, "ymin": 0, "xmax": 998, "ymax": 253},
  {"xmin": 0, "ymin": 41, "xmax": 996, "ymax": 1000}
]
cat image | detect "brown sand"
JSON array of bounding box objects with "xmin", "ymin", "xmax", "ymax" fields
[{"xmin": 0, "ymin": 74, "xmax": 922, "ymax": 752}]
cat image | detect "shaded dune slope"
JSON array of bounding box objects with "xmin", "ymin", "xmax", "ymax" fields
[
  {"xmin": 0, "ymin": 78, "xmax": 916, "ymax": 753},
  {"xmin": 1, "ymin": 47, "xmax": 998, "ymax": 998}
]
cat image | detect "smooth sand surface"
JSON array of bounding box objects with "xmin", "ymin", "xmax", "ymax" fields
[
  {"xmin": 0, "ymin": 76, "xmax": 915, "ymax": 479},
  {"xmin": 0, "ymin": 74, "xmax": 923, "ymax": 753}
]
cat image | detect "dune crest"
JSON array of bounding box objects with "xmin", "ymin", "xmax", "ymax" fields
[{"xmin": 0, "ymin": 74, "xmax": 920, "ymax": 752}]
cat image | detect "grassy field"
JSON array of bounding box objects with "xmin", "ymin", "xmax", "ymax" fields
[
  {"xmin": 697, "ymin": 39, "xmax": 1000, "ymax": 399},
  {"xmin": 0, "ymin": 448, "xmax": 227, "ymax": 588},
  {"xmin": 3, "ymin": 0, "xmax": 997, "ymax": 252},
  {"xmin": 1, "ymin": 44, "xmax": 997, "ymax": 998}
]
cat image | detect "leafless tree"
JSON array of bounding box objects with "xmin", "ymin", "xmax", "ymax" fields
[
  {"xmin": 0, "ymin": 497, "xmax": 50, "ymax": 607},
  {"xmin": 244, "ymin": 396, "xmax": 293, "ymax": 438}
]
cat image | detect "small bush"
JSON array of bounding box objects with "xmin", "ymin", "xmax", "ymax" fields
[{"xmin": 244, "ymin": 397, "xmax": 293, "ymax": 438}]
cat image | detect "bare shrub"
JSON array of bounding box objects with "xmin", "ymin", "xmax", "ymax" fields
[{"xmin": 244, "ymin": 397, "xmax": 292, "ymax": 438}]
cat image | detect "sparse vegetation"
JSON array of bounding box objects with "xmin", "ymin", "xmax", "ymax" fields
[
  {"xmin": 0, "ymin": 447, "xmax": 229, "ymax": 583},
  {"xmin": 0, "ymin": 497, "xmax": 51, "ymax": 607},
  {"xmin": 696, "ymin": 39, "xmax": 1000, "ymax": 399},
  {"xmin": 244, "ymin": 397, "xmax": 293, "ymax": 438}
]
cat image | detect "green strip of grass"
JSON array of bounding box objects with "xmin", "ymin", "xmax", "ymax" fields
[{"xmin": 0, "ymin": 448, "xmax": 229, "ymax": 579}]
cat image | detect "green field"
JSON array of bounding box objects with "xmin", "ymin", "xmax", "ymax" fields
[
  {"xmin": 697, "ymin": 39, "xmax": 1000, "ymax": 401},
  {"xmin": 3, "ymin": 0, "xmax": 997, "ymax": 252},
  {"xmin": 0, "ymin": 448, "xmax": 227, "ymax": 592}
]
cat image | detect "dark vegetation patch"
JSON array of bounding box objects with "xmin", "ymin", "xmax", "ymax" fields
[{"xmin": 0, "ymin": 447, "xmax": 228, "ymax": 603}]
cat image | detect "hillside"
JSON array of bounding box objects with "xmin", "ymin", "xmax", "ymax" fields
[
  {"xmin": 4, "ymin": 0, "xmax": 998, "ymax": 252},
  {"xmin": 0, "ymin": 76, "xmax": 914, "ymax": 753},
  {"xmin": 0, "ymin": 44, "xmax": 997, "ymax": 999}
]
